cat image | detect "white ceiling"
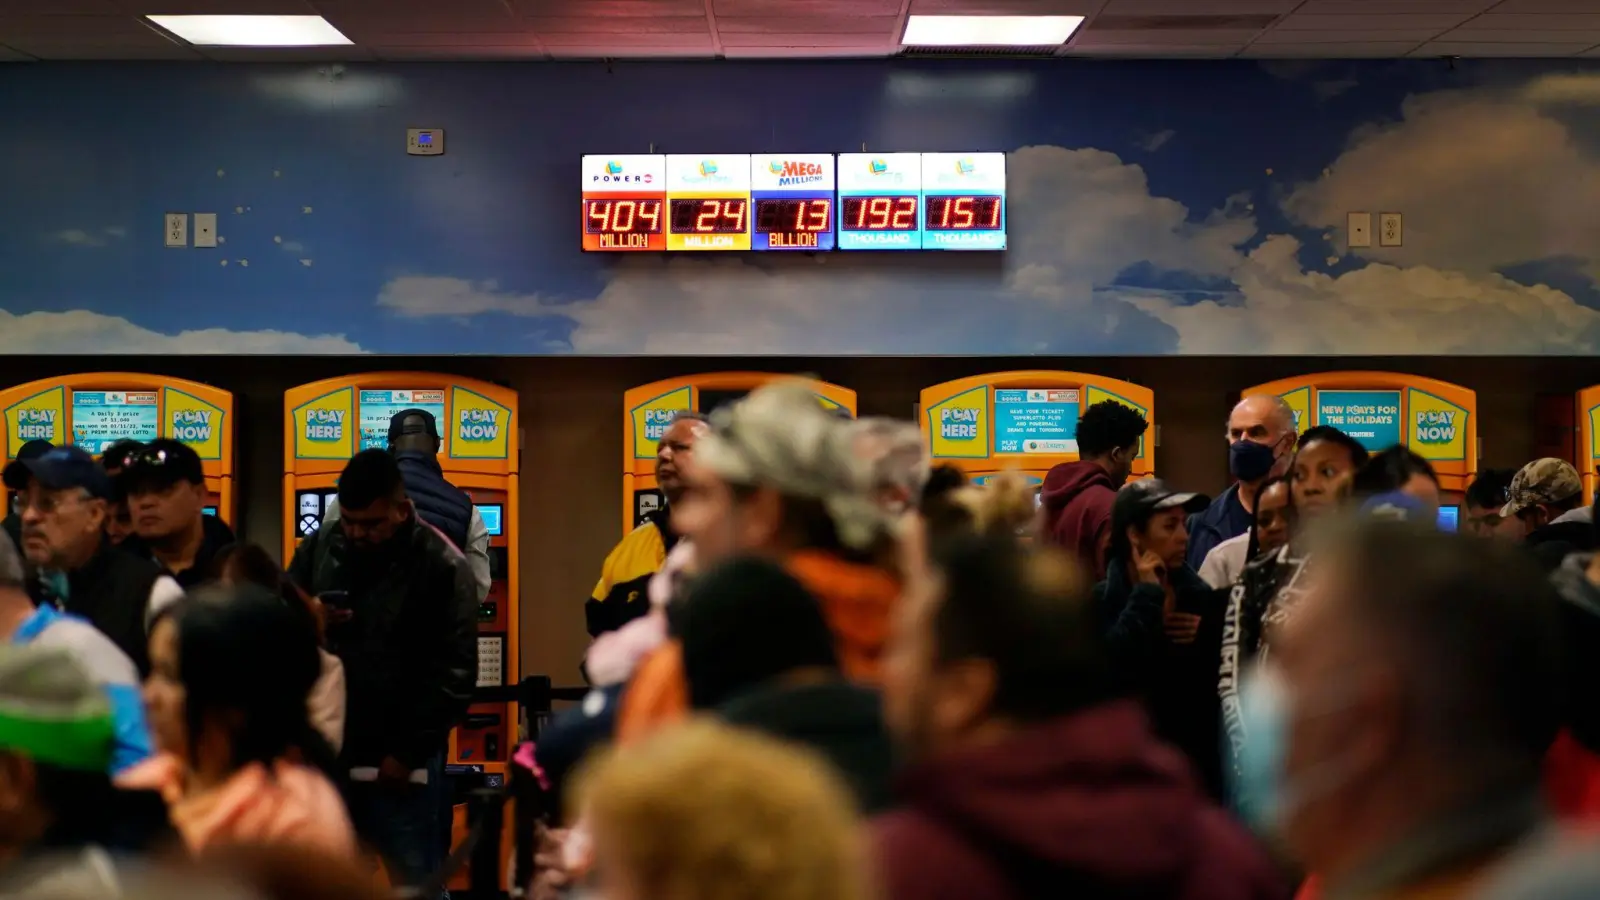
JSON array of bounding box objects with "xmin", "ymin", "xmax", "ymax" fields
[{"xmin": 0, "ymin": 0, "xmax": 1597, "ymax": 62}]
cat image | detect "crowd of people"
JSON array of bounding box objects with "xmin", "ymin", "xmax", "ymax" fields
[{"xmin": 2, "ymin": 383, "xmax": 1600, "ymax": 900}]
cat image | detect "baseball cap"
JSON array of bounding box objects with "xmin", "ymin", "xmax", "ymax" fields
[
  {"xmin": 118, "ymin": 438, "xmax": 204, "ymax": 492},
  {"xmin": 1, "ymin": 446, "xmax": 113, "ymax": 499},
  {"xmin": 1501, "ymin": 458, "xmax": 1583, "ymax": 518},
  {"xmin": 1110, "ymin": 477, "xmax": 1208, "ymax": 536},
  {"xmin": 1, "ymin": 440, "xmax": 55, "ymax": 492},
  {"xmin": 0, "ymin": 644, "xmax": 115, "ymax": 772},
  {"xmin": 387, "ymin": 408, "xmax": 440, "ymax": 443}
]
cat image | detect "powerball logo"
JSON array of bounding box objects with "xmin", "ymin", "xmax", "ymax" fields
[
  {"xmin": 769, "ymin": 160, "xmax": 825, "ymax": 186},
  {"xmin": 592, "ymin": 160, "xmax": 652, "ymax": 184}
]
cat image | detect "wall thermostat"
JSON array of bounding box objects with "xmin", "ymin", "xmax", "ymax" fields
[{"xmin": 407, "ymin": 128, "xmax": 445, "ymax": 156}]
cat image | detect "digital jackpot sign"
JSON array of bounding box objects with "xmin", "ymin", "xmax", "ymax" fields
[
  {"xmin": 836, "ymin": 153, "xmax": 923, "ymax": 250},
  {"xmin": 582, "ymin": 155, "xmax": 666, "ymax": 252},
  {"xmin": 750, "ymin": 154, "xmax": 836, "ymax": 251},
  {"xmin": 921, "ymin": 153, "xmax": 1007, "ymax": 251},
  {"xmin": 665, "ymin": 154, "xmax": 752, "ymax": 251},
  {"xmin": 581, "ymin": 152, "xmax": 1005, "ymax": 253}
]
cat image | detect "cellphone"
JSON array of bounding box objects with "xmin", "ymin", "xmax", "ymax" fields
[{"xmin": 319, "ymin": 590, "xmax": 350, "ymax": 607}]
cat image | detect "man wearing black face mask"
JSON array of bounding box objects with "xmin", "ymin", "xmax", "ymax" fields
[
  {"xmin": 1186, "ymin": 394, "xmax": 1297, "ymax": 572},
  {"xmin": 287, "ymin": 449, "xmax": 476, "ymax": 898}
]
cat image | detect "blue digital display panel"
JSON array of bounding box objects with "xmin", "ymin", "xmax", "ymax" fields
[
  {"xmin": 203, "ymin": 506, "xmax": 218, "ymax": 517},
  {"xmin": 749, "ymin": 154, "xmax": 835, "ymax": 252},
  {"xmin": 993, "ymin": 389, "xmax": 1080, "ymax": 455},
  {"xmin": 358, "ymin": 390, "xmax": 446, "ymax": 451},
  {"xmin": 920, "ymin": 153, "xmax": 1007, "ymax": 251},
  {"xmin": 1437, "ymin": 505, "xmax": 1459, "ymax": 532},
  {"xmin": 70, "ymin": 391, "xmax": 159, "ymax": 453},
  {"xmin": 835, "ymin": 153, "xmax": 922, "ymax": 250},
  {"xmin": 476, "ymin": 504, "xmax": 503, "ymax": 536},
  {"xmin": 1317, "ymin": 390, "xmax": 1402, "ymax": 451}
]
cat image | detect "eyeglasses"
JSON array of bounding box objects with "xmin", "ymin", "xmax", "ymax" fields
[{"xmin": 18, "ymin": 490, "xmax": 96, "ymax": 516}]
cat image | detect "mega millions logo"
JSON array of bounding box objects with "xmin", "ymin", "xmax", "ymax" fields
[
  {"xmin": 458, "ymin": 408, "xmax": 500, "ymax": 443},
  {"xmin": 939, "ymin": 407, "xmax": 981, "ymax": 441},
  {"xmin": 1414, "ymin": 410, "xmax": 1457, "ymax": 445},
  {"xmin": 303, "ymin": 408, "xmax": 345, "ymax": 442},
  {"xmin": 170, "ymin": 409, "xmax": 213, "ymax": 443},
  {"xmin": 769, "ymin": 160, "xmax": 825, "ymax": 187},
  {"xmin": 593, "ymin": 160, "xmax": 652, "ymax": 184},
  {"xmin": 14, "ymin": 408, "xmax": 56, "ymax": 441}
]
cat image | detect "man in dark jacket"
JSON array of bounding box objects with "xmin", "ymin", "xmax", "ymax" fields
[
  {"xmin": 4, "ymin": 447, "xmax": 181, "ymax": 676},
  {"xmin": 1502, "ymin": 458, "xmax": 1595, "ymax": 572},
  {"xmin": 322, "ymin": 409, "xmax": 490, "ymax": 602},
  {"xmin": 1186, "ymin": 394, "xmax": 1297, "ymax": 571},
  {"xmin": 2, "ymin": 440, "xmax": 53, "ymax": 552},
  {"xmin": 118, "ymin": 439, "xmax": 236, "ymax": 590},
  {"xmin": 288, "ymin": 448, "xmax": 477, "ymax": 897},
  {"xmin": 876, "ymin": 534, "xmax": 1283, "ymax": 900},
  {"xmin": 1040, "ymin": 400, "xmax": 1148, "ymax": 580}
]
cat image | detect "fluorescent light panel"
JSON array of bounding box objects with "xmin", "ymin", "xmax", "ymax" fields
[
  {"xmin": 146, "ymin": 15, "xmax": 353, "ymax": 47},
  {"xmin": 902, "ymin": 15, "xmax": 1085, "ymax": 47}
]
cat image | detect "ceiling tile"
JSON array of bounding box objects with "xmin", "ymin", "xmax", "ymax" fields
[
  {"xmin": 1273, "ymin": 13, "xmax": 1468, "ymax": 30},
  {"xmin": 713, "ymin": 0, "xmax": 900, "ymax": 12},
  {"xmin": 544, "ymin": 44, "xmax": 720, "ymax": 58},
  {"xmin": 527, "ymin": 15, "xmax": 707, "ymax": 34},
  {"xmin": 1074, "ymin": 28, "xmax": 1266, "ymax": 45},
  {"xmin": 140, "ymin": 0, "xmax": 319, "ymax": 12},
  {"xmin": 538, "ymin": 31, "xmax": 715, "ymax": 48},
  {"xmin": 1467, "ymin": 13, "xmax": 1600, "ymax": 29},
  {"xmin": 509, "ymin": 0, "xmax": 706, "ymax": 16},
  {"xmin": 724, "ymin": 45, "xmax": 893, "ymax": 57},
  {"xmin": 1099, "ymin": 0, "xmax": 1297, "ymax": 11},
  {"xmin": 1066, "ymin": 43, "xmax": 1244, "ymax": 56},
  {"xmin": 1441, "ymin": 28, "xmax": 1600, "ymax": 42},
  {"xmin": 200, "ymin": 44, "xmax": 376, "ymax": 61},
  {"xmin": 1412, "ymin": 40, "xmax": 1596, "ymax": 55},
  {"xmin": 908, "ymin": 0, "xmax": 1101, "ymax": 14},
  {"xmin": 372, "ymin": 45, "xmax": 548, "ymax": 60},
  {"xmin": 1255, "ymin": 28, "xmax": 1447, "ymax": 42},
  {"xmin": 1239, "ymin": 40, "xmax": 1422, "ymax": 56},
  {"xmin": 355, "ymin": 32, "xmax": 545, "ymax": 47},
  {"xmin": 8, "ymin": 40, "xmax": 203, "ymax": 59},
  {"xmin": 0, "ymin": 15, "xmax": 154, "ymax": 38},
  {"xmin": 1488, "ymin": 0, "xmax": 1600, "ymax": 11},
  {"xmin": 1295, "ymin": 0, "xmax": 1497, "ymax": 12},
  {"xmin": 715, "ymin": 16, "xmax": 900, "ymax": 34},
  {"xmin": 0, "ymin": 0, "xmax": 119, "ymax": 13},
  {"xmin": 0, "ymin": 43, "xmax": 33, "ymax": 59},
  {"xmin": 719, "ymin": 31, "xmax": 889, "ymax": 47}
]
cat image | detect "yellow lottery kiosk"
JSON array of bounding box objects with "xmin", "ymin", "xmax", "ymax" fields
[
  {"xmin": 1574, "ymin": 385, "xmax": 1600, "ymax": 503},
  {"xmin": 1244, "ymin": 372, "xmax": 1477, "ymax": 530},
  {"xmin": 282, "ymin": 375, "xmax": 519, "ymax": 819},
  {"xmin": 0, "ymin": 373, "xmax": 236, "ymax": 524},
  {"xmin": 622, "ymin": 372, "xmax": 857, "ymax": 534},
  {"xmin": 918, "ymin": 371, "xmax": 1155, "ymax": 501}
]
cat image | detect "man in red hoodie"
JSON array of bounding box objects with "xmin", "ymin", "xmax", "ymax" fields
[
  {"xmin": 875, "ymin": 533, "xmax": 1284, "ymax": 900},
  {"xmin": 1040, "ymin": 400, "xmax": 1149, "ymax": 580}
]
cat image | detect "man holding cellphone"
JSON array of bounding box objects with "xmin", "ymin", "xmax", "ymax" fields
[{"xmin": 289, "ymin": 449, "xmax": 477, "ymax": 898}]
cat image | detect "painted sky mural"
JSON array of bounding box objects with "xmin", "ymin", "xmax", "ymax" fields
[{"xmin": 2, "ymin": 58, "xmax": 1599, "ymax": 356}]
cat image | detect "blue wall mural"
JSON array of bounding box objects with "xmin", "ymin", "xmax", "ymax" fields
[{"xmin": 3, "ymin": 59, "xmax": 1599, "ymax": 356}]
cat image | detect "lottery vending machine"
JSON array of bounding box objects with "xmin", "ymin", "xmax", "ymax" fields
[
  {"xmin": 918, "ymin": 371, "xmax": 1156, "ymax": 505},
  {"xmin": 0, "ymin": 373, "xmax": 236, "ymax": 524},
  {"xmin": 1574, "ymin": 385, "xmax": 1600, "ymax": 504},
  {"xmin": 1244, "ymin": 372, "xmax": 1478, "ymax": 529},
  {"xmin": 282, "ymin": 373, "xmax": 520, "ymax": 775},
  {"xmin": 622, "ymin": 373, "xmax": 857, "ymax": 535}
]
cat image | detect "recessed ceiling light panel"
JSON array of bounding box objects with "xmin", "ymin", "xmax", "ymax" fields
[
  {"xmin": 146, "ymin": 15, "xmax": 354, "ymax": 47},
  {"xmin": 901, "ymin": 15, "xmax": 1085, "ymax": 47}
]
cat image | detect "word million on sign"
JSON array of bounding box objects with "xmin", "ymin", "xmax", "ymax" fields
[{"xmin": 580, "ymin": 153, "xmax": 1004, "ymax": 253}]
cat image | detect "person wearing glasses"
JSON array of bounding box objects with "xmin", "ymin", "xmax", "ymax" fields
[
  {"xmin": 99, "ymin": 439, "xmax": 145, "ymax": 547},
  {"xmin": 2, "ymin": 447, "xmax": 182, "ymax": 677},
  {"xmin": 1463, "ymin": 468, "xmax": 1519, "ymax": 539},
  {"xmin": 2, "ymin": 439, "xmax": 52, "ymax": 552},
  {"xmin": 119, "ymin": 439, "xmax": 236, "ymax": 590}
]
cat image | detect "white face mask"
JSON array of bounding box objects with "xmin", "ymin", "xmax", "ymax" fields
[{"xmin": 1232, "ymin": 664, "xmax": 1363, "ymax": 835}]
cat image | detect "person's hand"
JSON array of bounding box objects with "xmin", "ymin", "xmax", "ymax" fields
[
  {"xmin": 528, "ymin": 826, "xmax": 571, "ymax": 900},
  {"xmin": 1134, "ymin": 548, "xmax": 1167, "ymax": 586},
  {"xmin": 1164, "ymin": 611, "xmax": 1202, "ymax": 645},
  {"xmin": 377, "ymin": 756, "xmax": 411, "ymax": 786}
]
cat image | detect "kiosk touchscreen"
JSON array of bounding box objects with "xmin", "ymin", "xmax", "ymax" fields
[
  {"xmin": 1244, "ymin": 371, "xmax": 1478, "ymax": 526},
  {"xmin": 282, "ymin": 374, "xmax": 520, "ymax": 778},
  {"xmin": 1575, "ymin": 386, "xmax": 1600, "ymax": 504},
  {"xmin": 622, "ymin": 373, "xmax": 856, "ymax": 535},
  {"xmin": 919, "ymin": 371, "xmax": 1156, "ymax": 504},
  {"xmin": 0, "ymin": 373, "xmax": 236, "ymax": 524}
]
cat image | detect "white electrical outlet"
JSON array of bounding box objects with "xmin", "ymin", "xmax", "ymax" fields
[
  {"xmin": 164, "ymin": 213, "xmax": 188, "ymax": 248},
  {"xmin": 1379, "ymin": 212, "xmax": 1403, "ymax": 247},
  {"xmin": 1347, "ymin": 212, "xmax": 1372, "ymax": 249},
  {"xmin": 407, "ymin": 128, "xmax": 445, "ymax": 156},
  {"xmin": 193, "ymin": 213, "xmax": 218, "ymax": 248}
]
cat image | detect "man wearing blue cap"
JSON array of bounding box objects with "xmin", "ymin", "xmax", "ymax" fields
[
  {"xmin": 1, "ymin": 447, "xmax": 182, "ymax": 676},
  {"xmin": 2, "ymin": 440, "xmax": 53, "ymax": 553}
]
